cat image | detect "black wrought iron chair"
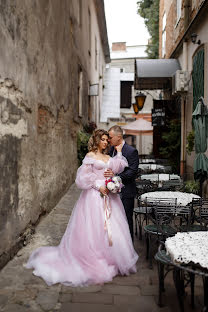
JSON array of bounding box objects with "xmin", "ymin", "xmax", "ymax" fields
[
  {"xmin": 179, "ymin": 198, "xmax": 208, "ymax": 232},
  {"xmin": 154, "ymin": 204, "xmax": 196, "ymax": 310},
  {"xmin": 143, "ymin": 198, "xmax": 178, "ymax": 268},
  {"xmin": 155, "ymin": 244, "xmax": 197, "ymax": 311},
  {"xmin": 134, "ymin": 194, "xmax": 156, "ymax": 240},
  {"xmin": 134, "ymin": 181, "xmax": 158, "ymax": 240},
  {"xmin": 199, "ymin": 199, "xmax": 208, "ymax": 229}
]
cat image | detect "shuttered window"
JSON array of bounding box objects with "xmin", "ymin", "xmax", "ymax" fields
[
  {"xmin": 120, "ymin": 81, "xmax": 133, "ymax": 108},
  {"xmin": 192, "ymin": 48, "xmax": 204, "ymax": 111}
]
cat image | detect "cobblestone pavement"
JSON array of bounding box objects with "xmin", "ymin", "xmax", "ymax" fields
[{"xmin": 0, "ymin": 184, "xmax": 205, "ymax": 312}]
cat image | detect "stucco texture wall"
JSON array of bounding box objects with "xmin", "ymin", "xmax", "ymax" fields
[{"xmin": 0, "ymin": 0, "xmax": 90, "ymax": 267}]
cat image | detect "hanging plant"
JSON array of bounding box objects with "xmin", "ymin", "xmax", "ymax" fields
[{"xmin": 186, "ymin": 130, "xmax": 195, "ymax": 155}]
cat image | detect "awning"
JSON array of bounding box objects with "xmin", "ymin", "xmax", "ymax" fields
[
  {"xmin": 134, "ymin": 59, "xmax": 181, "ymax": 90},
  {"xmin": 122, "ymin": 118, "xmax": 153, "ymax": 136}
]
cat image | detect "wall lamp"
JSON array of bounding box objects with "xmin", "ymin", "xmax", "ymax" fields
[
  {"xmin": 132, "ymin": 92, "xmax": 146, "ymax": 114},
  {"xmin": 191, "ymin": 33, "xmax": 201, "ymax": 45}
]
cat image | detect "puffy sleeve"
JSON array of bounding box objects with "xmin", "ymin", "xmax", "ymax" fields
[
  {"xmin": 75, "ymin": 157, "xmax": 103, "ymax": 191},
  {"xmin": 109, "ymin": 152, "xmax": 128, "ymax": 174}
]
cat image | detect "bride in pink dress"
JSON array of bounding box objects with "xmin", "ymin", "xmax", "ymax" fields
[{"xmin": 25, "ymin": 129, "xmax": 138, "ymax": 286}]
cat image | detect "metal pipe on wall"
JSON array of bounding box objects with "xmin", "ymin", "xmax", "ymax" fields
[{"xmin": 180, "ymin": 41, "xmax": 188, "ymax": 177}]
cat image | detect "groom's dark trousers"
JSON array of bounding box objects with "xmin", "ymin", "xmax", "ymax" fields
[{"xmin": 110, "ymin": 143, "xmax": 139, "ymax": 241}]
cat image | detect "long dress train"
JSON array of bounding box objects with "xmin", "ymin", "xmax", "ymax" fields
[{"xmin": 25, "ymin": 153, "xmax": 139, "ymax": 286}]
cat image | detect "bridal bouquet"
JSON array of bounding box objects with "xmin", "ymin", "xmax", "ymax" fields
[{"xmin": 105, "ymin": 176, "xmax": 123, "ymax": 194}]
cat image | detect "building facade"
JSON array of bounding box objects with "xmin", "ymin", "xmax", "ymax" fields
[
  {"xmin": 100, "ymin": 42, "xmax": 158, "ymax": 155},
  {"xmin": 159, "ymin": 0, "xmax": 208, "ymax": 186},
  {"xmin": 0, "ymin": 0, "xmax": 109, "ymax": 267}
]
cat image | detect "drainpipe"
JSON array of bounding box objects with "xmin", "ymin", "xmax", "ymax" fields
[{"xmin": 180, "ymin": 41, "xmax": 188, "ymax": 178}]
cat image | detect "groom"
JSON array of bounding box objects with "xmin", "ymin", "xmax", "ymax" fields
[{"xmin": 104, "ymin": 125, "xmax": 139, "ymax": 242}]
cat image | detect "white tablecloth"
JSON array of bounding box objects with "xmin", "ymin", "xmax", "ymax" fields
[
  {"xmin": 140, "ymin": 191, "xmax": 200, "ymax": 206},
  {"xmin": 139, "ymin": 164, "xmax": 172, "ymax": 172},
  {"xmin": 141, "ymin": 173, "xmax": 181, "ymax": 182},
  {"xmin": 140, "ymin": 159, "xmax": 156, "ymax": 164},
  {"xmin": 166, "ymin": 232, "xmax": 208, "ymax": 269}
]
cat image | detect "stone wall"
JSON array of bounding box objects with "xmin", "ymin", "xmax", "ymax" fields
[{"xmin": 0, "ymin": 0, "xmax": 97, "ymax": 268}]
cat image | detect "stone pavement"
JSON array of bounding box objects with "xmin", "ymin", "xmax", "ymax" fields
[{"xmin": 0, "ymin": 184, "xmax": 205, "ymax": 312}]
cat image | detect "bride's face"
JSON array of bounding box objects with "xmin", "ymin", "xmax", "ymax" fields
[{"xmin": 98, "ymin": 135, "xmax": 109, "ymax": 151}]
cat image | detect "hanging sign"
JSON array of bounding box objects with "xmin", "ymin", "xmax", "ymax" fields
[{"xmin": 152, "ymin": 108, "xmax": 166, "ymax": 126}]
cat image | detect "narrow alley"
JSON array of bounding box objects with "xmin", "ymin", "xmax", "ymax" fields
[{"xmin": 0, "ymin": 183, "xmax": 204, "ymax": 312}]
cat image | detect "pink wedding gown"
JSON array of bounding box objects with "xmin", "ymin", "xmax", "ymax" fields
[{"xmin": 25, "ymin": 153, "xmax": 139, "ymax": 286}]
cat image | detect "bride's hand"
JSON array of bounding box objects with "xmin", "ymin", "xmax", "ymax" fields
[
  {"xmin": 115, "ymin": 143, "xmax": 123, "ymax": 153},
  {"xmin": 99, "ymin": 186, "xmax": 109, "ymax": 196}
]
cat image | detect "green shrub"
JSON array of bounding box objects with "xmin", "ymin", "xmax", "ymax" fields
[
  {"xmin": 184, "ymin": 180, "xmax": 200, "ymax": 194},
  {"xmin": 77, "ymin": 122, "xmax": 97, "ymax": 166},
  {"xmin": 186, "ymin": 130, "xmax": 195, "ymax": 155},
  {"xmin": 77, "ymin": 131, "xmax": 90, "ymax": 166},
  {"xmin": 159, "ymin": 119, "xmax": 181, "ymax": 173}
]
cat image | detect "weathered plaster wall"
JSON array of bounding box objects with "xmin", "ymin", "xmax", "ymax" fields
[{"xmin": 0, "ymin": 0, "xmax": 98, "ymax": 267}]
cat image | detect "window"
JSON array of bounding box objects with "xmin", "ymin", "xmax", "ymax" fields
[
  {"xmin": 78, "ymin": 66, "xmax": 83, "ymax": 117},
  {"xmin": 120, "ymin": 81, "xmax": 133, "ymax": 109},
  {"xmin": 176, "ymin": 0, "xmax": 182, "ymax": 22},
  {"xmin": 88, "ymin": 9, "xmax": 91, "ymax": 56},
  {"xmin": 162, "ymin": 12, "xmax": 166, "ymax": 58}
]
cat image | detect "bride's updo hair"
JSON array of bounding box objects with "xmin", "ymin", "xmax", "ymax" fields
[{"xmin": 88, "ymin": 129, "xmax": 109, "ymax": 154}]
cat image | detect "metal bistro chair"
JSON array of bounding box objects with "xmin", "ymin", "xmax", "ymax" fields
[
  {"xmin": 134, "ymin": 181, "xmax": 158, "ymax": 240},
  {"xmin": 143, "ymin": 198, "xmax": 177, "ymax": 269},
  {"xmin": 154, "ymin": 204, "xmax": 193, "ymax": 309},
  {"xmin": 198, "ymin": 199, "xmax": 208, "ymax": 229},
  {"xmin": 155, "ymin": 244, "xmax": 199, "ymax": 312},
  {"xmin": 134, "ymin": 195, "xmax": 156, "ymax": 240},
  {"xmin": 179, "ymin": 197, "xmax": 202, "ymax": 232},
  {"xmin": 180, "ymin": 198, "xmax": 208, "ymax": 232}
]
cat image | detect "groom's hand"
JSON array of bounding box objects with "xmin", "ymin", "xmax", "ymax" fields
[{"xmin": 104, "ymin": 169, "xmax": 114, "ymax": 178}]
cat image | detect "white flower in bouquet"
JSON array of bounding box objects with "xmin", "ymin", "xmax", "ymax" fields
[
  {"xmin": 105, "ymin": 176, "xmax": 123, "ymax": 194},
  {"xmin": 107, "ymin": 182, "xmax": 115, "ymax": 192},
  {"xmin": 112, "ymin": 176, "xmax": 122, "ymax": 183}
]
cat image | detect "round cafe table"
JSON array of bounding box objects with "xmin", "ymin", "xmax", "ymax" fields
[
  {"xmin": 165, "ymin": 232, "xmax": 208, "ymax": 311},
  {"xmin": 140, "ymin": 191, "xmax": 200, "ymax": 206}
]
